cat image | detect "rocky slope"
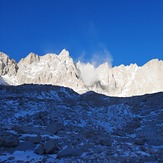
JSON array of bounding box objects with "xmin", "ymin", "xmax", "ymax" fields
[
  {"xmin": 0, "ymin": 50, "xmax": 163, "ymax": 96},
  {"xmin": 0, "ymin": 84, "xmax": 162, "ymax": 162}
]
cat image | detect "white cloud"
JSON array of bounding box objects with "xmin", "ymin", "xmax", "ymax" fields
[
  {"xmin": 76, "ymin": 47, "xmax": 113, "ymax": 87},
  {"xmin": 76, "ymin": 62, "xmax": 98, "ymax": 87},
  {"xmin": 90, "ymin": 48, "xmax": 113, "ymax": 67}
]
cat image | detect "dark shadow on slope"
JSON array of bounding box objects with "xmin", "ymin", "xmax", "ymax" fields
[{"xmin": 0, "ymin": 84, "xmax": 163, "ymax": 162}]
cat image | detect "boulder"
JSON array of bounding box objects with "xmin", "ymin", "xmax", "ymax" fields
[
  {"xmin": 98, "ymin": 137, "xmax": 112, "ymax": 146},
  {"xmin": 15, "ymin": 141, "xmax": 36, "ymax": 151},
  {"xmin": 114, "ymin": 129, "xmax": 126, "ymax": 136},
  {"xmin": 134, "ymin": 138, "xmax": 146, "ymax": 145},
  {"xmin": 46, "ymin": 124, "xmax": 58, "ymax": 134},
  {"xmin": 57, "ymin": 146, "xmax": 83, "ymax": 158},
  {"xmin": 3, "ymin": 135, "xmax": 19, "ymax": 147},
  {"xmin": 44, "ymin": 140, "xmax": 59, "ymax": 154},
  {"xmin": 34, "ymin": 144, "xmax": 44, "ymax": 155},
  {"xmin": 27, "ymin": 135, "xmax": 41, "ymax": 144}
]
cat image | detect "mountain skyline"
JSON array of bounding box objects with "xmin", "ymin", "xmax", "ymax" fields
[
  {"xmin": 0, "ymin": 49, "xmax": 162, "ymax": 67},
  {"xmin": 0, "ymin": 50, "xmax": 163, "ymax": 97}
]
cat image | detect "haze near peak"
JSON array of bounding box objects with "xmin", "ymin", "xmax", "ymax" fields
[{"xmin": 76, "ymin": 48, "xmax": 113, "ymax": 87}]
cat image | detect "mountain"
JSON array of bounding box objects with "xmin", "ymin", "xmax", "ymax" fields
[
  {"xmin": 16, "ymin": 50, "xmax": 86, "ymax": 93},
  {"xmin": 0, "ymin": 84, "xmax": 162, "ymax": 162},
  {"xmin": 0, "ymin": 50, "xmax": 163, "ymax": 96}
]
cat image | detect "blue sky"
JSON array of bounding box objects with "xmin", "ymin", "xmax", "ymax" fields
[{"xmin": 0, "ymin": 0, "xmax": 163, "ymax": 66}]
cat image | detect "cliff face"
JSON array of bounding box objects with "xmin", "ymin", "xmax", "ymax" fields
[
  {"xmin": 17, "ymin": 49, "xmax": 86, "ymax": 92},
  {"xmin": 0, "ymin": 52, "xmax": 18, "ymax": 76},
  {"xmin": 77, "ymin": 59, "xmax": 163, "ymax": 96},
  {"xmin": 116, "ymin": 59, "xmax": 163, "ymax": 96},
  {"xmin": 0, "ymin": 50, "xmax": 163, "ymax": 97}
]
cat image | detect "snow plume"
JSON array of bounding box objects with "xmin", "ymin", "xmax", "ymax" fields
[
  {"xmin": 76, "ymin": 62, "xmax": 98, "ymax": 86},
  {"xmin": 76, "ymin": 48, "xmax": 112, "ymax": 87},
  {"xmin": 90, "ymin": 48, "xmax": 113, "ymax": 67}
]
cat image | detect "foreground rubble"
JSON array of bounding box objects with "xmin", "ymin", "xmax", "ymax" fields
[{"xmin": 0, "ymin": 85, "xmax": 162, "ymax": 162}]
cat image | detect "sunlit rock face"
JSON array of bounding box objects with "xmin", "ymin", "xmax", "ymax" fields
[
  {"xmin": 77, "ymin": 58, "xmax": 163, "ymax": 96},
  {"xmin": 0, "ymin": 50, "xmax": 163, "ymax": 96},
  {"xmin": 0, "ymin": 52, "xmax": 18, "ymax": 76},
  {"xmin": 17, "ymin": 49, "xmax": 86, "ymax": 93},
  {"xmin": 114, "ymin": 59, "xmax": 163, "ymax": 96}
]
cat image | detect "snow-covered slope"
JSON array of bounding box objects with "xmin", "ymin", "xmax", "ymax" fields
[
  {"xmin": 0, "ymin": 85, "xmax": 162, "ymax": 162},
  {"xmin": 0, "ymin": 76, "xmax": 8, "ymax": 85},
  {"xmin": 0, "ymin": 50, "xmax": 163, "ymax": 96}
]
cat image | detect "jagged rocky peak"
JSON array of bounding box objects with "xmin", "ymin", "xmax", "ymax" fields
[
  {"xmin": 137, "ymin": 58, "xmax": 163, "ymax": 80},
  {"xmin": 0, "ymin": 52, "xmax": 18, "ymax": 76},
  {"xmin": 18, "ymin": 52, "xmax": 40, "ymax": 65},
  {"xmin": 0, "ymin": 52, "xmax": 9, "ymax": 62},
  {"xmin": 18, "ymin": 49, "xmax": 72, "ymax": 66},
  {"xmin": 126, "ymin": 63, "xmax": 138, "ymax": 69},
  {"xmin": 58, "ymin": 49, "xmax": 74, "ymax": 65},
  {"xmin": 143, "ymin": 58, "xmax": 163, "ymax": 68},
  {"xmin": 15, "ymin": 49, "xmax": 86, "ymax": 92},
  {"xmin": 98, "ymin": 62, "xmax": 111, "ymax": 68},
  {"xmin": 40, "ymin": 53, "xmax": 58, "ymax": 61},
  {"xmin": 58, "ymin": 49, "xmax": 70, "ymax": 60},
  {"xmin": 96, "ymin": 62, "xmax": 111, "ymax": 74}
]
